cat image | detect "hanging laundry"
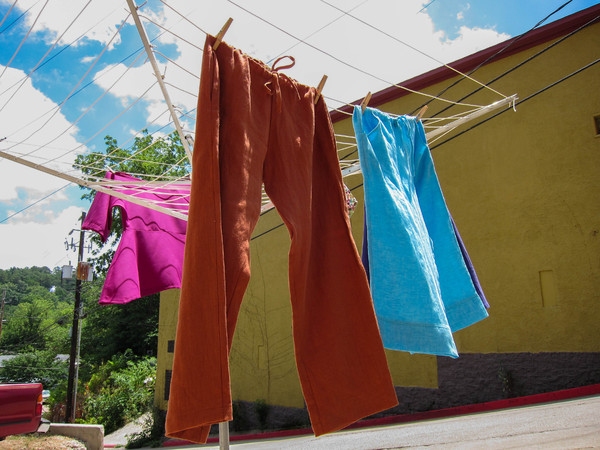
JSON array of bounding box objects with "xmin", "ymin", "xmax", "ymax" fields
[
  {"xmin": 82, "ymin": 171, "xmax": 189, "ymax": 305},
  {"xmin": 361, "ymin": 209, "xmax": 490, "ymax": 309},
  {"xmin": 451, "ymin": 216, "xmax": 489, "ymax": 309},
  {"xmin": 165, "ymin": 36, "xmax": 397, "ymax": 445},
  {"xmin": 353, "ymin": 106, "xmax": 488, "ymax": 358},
  {"xmin": 345, "ymin": 184, "xmax": 358, "ymax": 217}
]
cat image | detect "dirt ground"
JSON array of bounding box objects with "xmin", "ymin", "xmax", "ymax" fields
[{"xmin": 0, "ymin": 433, "xmax": 86, "ymax": 449}]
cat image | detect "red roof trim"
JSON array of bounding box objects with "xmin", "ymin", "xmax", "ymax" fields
[{"xmin": 330, "ymin": 4, "xmax": 600, "ymax": 123}]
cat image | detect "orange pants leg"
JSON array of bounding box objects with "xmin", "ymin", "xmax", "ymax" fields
[
  {"xmin": 262, "ymin": 72, "xmax": 398, "ymax": 436},
  {"xmin": 166, "ymin": 36, "xmax": 397, "ymax": 444}
]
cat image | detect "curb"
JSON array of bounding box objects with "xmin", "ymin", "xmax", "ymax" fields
[{"xmin": 107, "ymin": 383, "xmax": 600, "ymax": 447}]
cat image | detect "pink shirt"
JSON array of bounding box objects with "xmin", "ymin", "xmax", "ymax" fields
[{"xmin": 82, "ymin": 172, "xmax": 189, "ymax": 304}]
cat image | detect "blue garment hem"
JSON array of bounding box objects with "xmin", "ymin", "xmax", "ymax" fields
[
  {"xmin": 445, "ymin": 293, "xmax": 489, "ymax": 332},
  {"xmin": 377, "ymin": 315, "xmax": 459, "ymax": 358}
]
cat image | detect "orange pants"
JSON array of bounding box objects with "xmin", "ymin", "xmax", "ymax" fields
[{"xmin": 165, "ymin": 35, "xmax": 398, "ymax": 443}]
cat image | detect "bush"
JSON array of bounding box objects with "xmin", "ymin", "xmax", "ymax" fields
[
  {"xmin": 0, "ymin": 350, "xmax": 68, "ymax": 388},
  {"xmin": 82, "ymin": 354, "xmax": 156, "ymax": 435}
]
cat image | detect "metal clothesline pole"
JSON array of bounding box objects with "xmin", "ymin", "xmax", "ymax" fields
[
  {"xmin": 126, "ymin": 2, "xmax": 228, "ymax": 448},
  {"xmin": 125, "ymin": 0, "xmax": 194, "ymax": 165}
]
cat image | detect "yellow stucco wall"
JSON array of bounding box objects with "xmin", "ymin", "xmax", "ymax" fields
[
  {"xmin": 154, "ymin": 288, "xmax": 179, "ymax": 410},
  {"xmin": 156, "ymin": 22, "xmax": 600, "ymax": 409}
]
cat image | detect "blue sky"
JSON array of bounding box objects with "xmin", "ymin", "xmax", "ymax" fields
[{"xmin": 0, "ymin": 0, "xmax": 598, "ymax": 269}]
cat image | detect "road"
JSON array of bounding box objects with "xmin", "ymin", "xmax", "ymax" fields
[{"xmin": 162, "ymin": 395, "xmax": 600, "ymax": 449}]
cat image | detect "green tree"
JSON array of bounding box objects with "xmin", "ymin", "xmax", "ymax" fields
[
  {"xmin": 0, "ymin": 280, "xmax": 74, "ymax": 354},
  {"xmin": 80, "ymin": 290, "xmax": 159, "ymax": 367},
  {"xmin": 0, "ymin": 350, "xmax": 68, "ymax": 388}
]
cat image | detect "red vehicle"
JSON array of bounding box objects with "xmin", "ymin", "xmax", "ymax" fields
[{"xmin": 0, "ymin": 383, "xmax": 46, "ymax": 439}]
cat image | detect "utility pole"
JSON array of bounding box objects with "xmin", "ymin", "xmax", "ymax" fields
[
  {"xmin": 65, "ymin": 212, "xmax": 86, "ymax": 423},
  {"xmin": 0, "ymin": 288, "xmax": 6, "ymax": 340}
]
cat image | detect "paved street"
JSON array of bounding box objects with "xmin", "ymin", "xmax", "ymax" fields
[{"xmin": 164, "ymin": 395, "xmax": 600, "ymax": 449}]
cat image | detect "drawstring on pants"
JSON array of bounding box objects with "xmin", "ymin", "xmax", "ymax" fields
[{"xmin": 265, "ymin": 56, "xmax": 300, "ymax": 113}]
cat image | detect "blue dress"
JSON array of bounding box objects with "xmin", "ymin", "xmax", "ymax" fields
[{"xmin": 353, "ymin": 106, "xmax": 488, "ymax": 357}]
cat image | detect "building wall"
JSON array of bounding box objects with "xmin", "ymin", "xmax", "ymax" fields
[{"xmin": 155, "ymin": 17, "xmax": 600, "ymax": 411}]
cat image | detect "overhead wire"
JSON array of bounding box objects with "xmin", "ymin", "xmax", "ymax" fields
[
  {"xmin": 0, "ymin": 0, "xmax": 51, "ymax": 80},
  {"xmin": 156, "ymin": 0, "xmax": 207, "ymax": 35},
  {"xmin": 430, "ymin": 57, "xmax": 600, "ymax": 151},
  {"xmin": 0, "ymin": 0, "xmax": 18, "ymax": 30},
  {"xmin": 46, "ymin": 80, "xmax": 159, "ymax": 165},
  {"xmin": 413, "ymin": 0, "xmax": 576, "ymax": 117},
  {"xmin": 0, "ymin": 3, "xmax": 131, "ymax": 99},
  {"xmin": 425, "ymin": 10, "xmax": 600, "ymax": 118},
  {"xmin": 0, "ymin": 0, "xmax": 43, "ymax": 37},
  {"xmin": 0, "ymin": 183, "xmax": 70, "ymax": 224},
  {"xmin": 226, "ymin": 0, "xmax": 484, "ymax": 109},
  {"xmin": 17, "ymin": 50, "xmax": 147, "ymax": 161},
  {"xmin": 266, "ymin": 0, "xmax": 370, "ymax": 65},
  {"xmin": 138, "ymin": 13, "xmax": 204, "ymax": 51},
  {"xmin": 3, "ymin": 11, "xmax": 133, "ymax": 154},
  {"xmin": 0, "ymin": 0, "xmax": 94, "ymax": 113},
  {"xmin": 319, "ymin": 0, "xmax": 507, "ymax": 100}
]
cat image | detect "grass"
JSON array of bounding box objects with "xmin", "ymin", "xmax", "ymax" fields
[{"xmin": 0, "ymin": 433, "xmax": 85, "ymax": 449}]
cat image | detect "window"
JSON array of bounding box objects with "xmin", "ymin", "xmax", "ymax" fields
[{"xmin": 164, "ymin": 370, "xmax": 172, "ymax": 401}]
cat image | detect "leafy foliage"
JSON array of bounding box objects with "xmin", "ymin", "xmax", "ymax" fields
[
  {"xmin": 74, "ymin": 131, "xmax": 190, "ymax": 276},
  {"xmin": 82, "ymin": 353, "xmax": 156, "ymax": 435},
  {"xmin": 0, "ymin": 350, "xmax": 68, "ymax": 388},
  {"xmin": 80, "ymin": 291, "xmax": 159, "ymax": 367}
]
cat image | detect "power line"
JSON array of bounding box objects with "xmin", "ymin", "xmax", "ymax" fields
[
  {"xmin": 226, "ymin": 0, "xmax": 484, "ymax": 109},
  {"xmin": 0, "ymin": 183, "xmax": 71, "ymax": 224},
  {"xmin": 428, "ymin": 13, "xmax": 600, "ymax": 118},
  {"xmin": 0, "ymin": 0, "xmax": 42, "ymax": 36},
  {"xmin": 416, "ymin": 0, "xmax": 577, "ymax": 117},
  {"xmin": 319, "ymin": 0, "xmax": 507, "ymax": 100},
  {"xmin": 0, "ymin": 0, "xmax": 51, "ymax": 80},
  {"xmin": 430, "ymin": 57, "xmax": 600, "ymax": 150}
]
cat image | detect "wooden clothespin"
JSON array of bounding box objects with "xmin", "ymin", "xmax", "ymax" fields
[
  {"xmin": 214, "ymin": 17, "xmax": 233, "ymax": 50},
  {"xmin": 314, "ymin": 75, "xmax": 328, "ymax": 105},
  {"xmin": 415, "ymin": 105, "xmax": 428, "ymax": 120},
  {"xmin": 360, "ymin": 92, "xmax": 372, "ymax": 112}
]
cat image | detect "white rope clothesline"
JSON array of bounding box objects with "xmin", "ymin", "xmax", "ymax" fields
[{"xmin": 0, "ymin": 0, "xmax": 518, "ymax": 224}]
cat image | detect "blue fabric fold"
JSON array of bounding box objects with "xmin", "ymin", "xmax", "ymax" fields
[{"xmin": 353, "ymin": 106, "xmax": 488, "ymax": 357}]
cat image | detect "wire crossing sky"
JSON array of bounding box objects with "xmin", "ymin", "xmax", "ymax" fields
[{"xmin": 0, "ymin": 0, "xmax": 597, "ymax": 269}]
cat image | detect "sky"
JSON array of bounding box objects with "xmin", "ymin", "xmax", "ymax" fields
[{"xmin": 0, "ymin": 0, "xmax": 597, "ymax": 270}]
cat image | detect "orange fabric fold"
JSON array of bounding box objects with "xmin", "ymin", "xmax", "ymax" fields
[{"xmin": 165, "ymin": 35, "xmax": 398, "ymax": 443}]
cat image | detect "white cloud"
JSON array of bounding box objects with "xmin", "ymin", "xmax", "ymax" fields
[
  {"xmin": 0, "ymin": 205, "xmax": 85, "ymax": 269},
  {"xmin": 91, "ymin": 0, "xmax": 512, "ymax": 119},
  {"xmin": 2, "ymin": 0, "xmax": 130, "ymax": 49},
  {"xmin": 0, "ymin": 65, "xmax": 90, "ymax": 269},
  {"xmin": 457, "ymin": 12, "xmax": 464, "ymax": 20},
  {"xmin": 443, "ymin": 26, "xmax": 510, "ymax": 55},
  {"xmin": 0, "ymin": 66, "xmax": 87, "ymax": 201}
]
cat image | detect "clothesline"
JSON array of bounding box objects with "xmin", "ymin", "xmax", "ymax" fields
[{"xmin": 0, "ymin": 0, "xmax": 519, "ymax": 223}]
